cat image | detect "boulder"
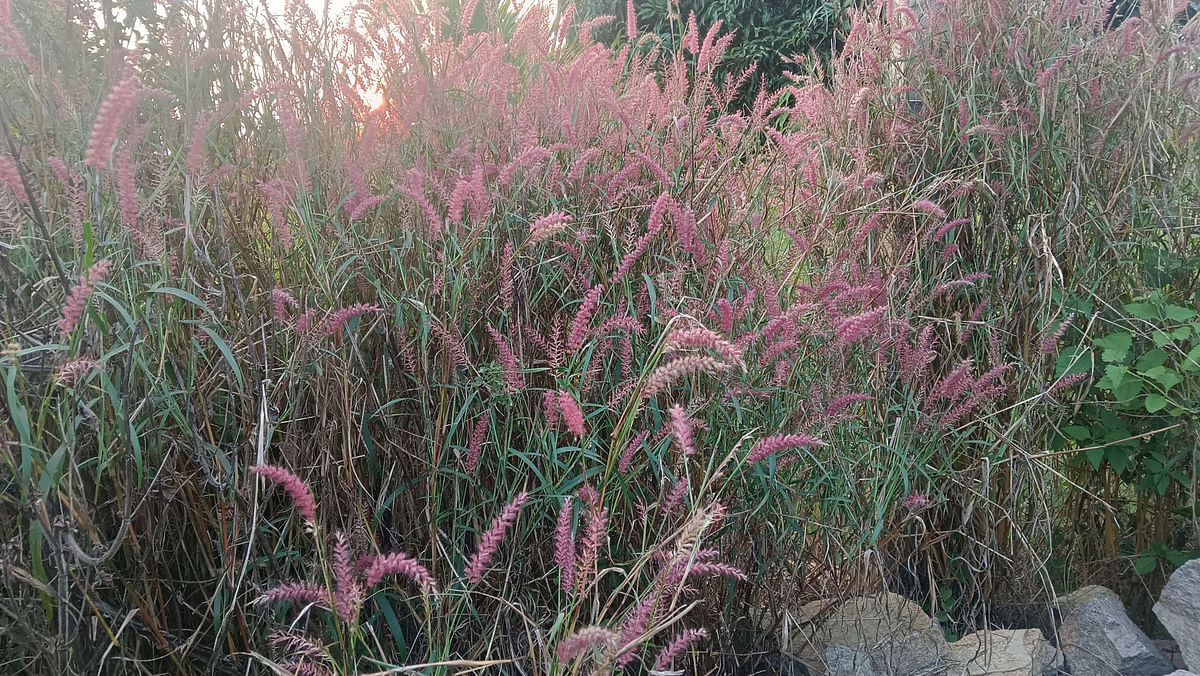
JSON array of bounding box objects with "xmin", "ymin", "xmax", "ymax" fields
[
  {"xmin": 1058, "ymin": 585, "xmax": 1173, "ymax": 676},
  {"xmin": 946, "ymin": 628, "xmax": 1062, "ymax": 676},
  {"xmin": 1154, "ymin": 559, "xmax": 1200, "ymax": 671},
  {"xmin": 826, "ymin": 644, "xmax": 877, "ymax": 676},
  {"xmin": 817, "ymin": 591, "xmax": 949, "ymax": 675},
  {"xmin": 1164, "ymin": 671, "xmax": 1200, "ymax": 676}
]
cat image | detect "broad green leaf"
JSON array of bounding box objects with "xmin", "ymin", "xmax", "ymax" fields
[
  {"xmin": 1113, "ymin": 378, "xmax": 1143, "ymax": 401},
  {"xmin": 1143, "ymin": 366, "xmax": 1182, "ymax": 391},
  {"xmin": 1106, "ymin": 446, "xmax": 1130, "ymax": 476},
  {"xmin": 1084, "ymin": 446, "xmax": 1105, "ymax": 470},
  {"xmin": 1162, "ymin": 304, "xmax": 1196, "ymax": 322},
  {"xmin": 1100, "ymin": 364, "xmax": 1128, "ymax": 390},
  {"xmin": 1094, "ymin": 332, "xmax": 1132, "ymax": 363},
  {"xmin": 1135, "ymin": 350, "xmax": 1169, "ymax": 371},
  {"xmin": 1133, "ymin": 556, "xmax": 1157, "ymax": 575},
  {"xmin": 1056, "ymin": 347, "xmax": 1093, "ymax": 378},
  {"xmin": 1062, "ymin": 425, "xmax": 1090, "ymax": 441},
  {"xmin": 1144, "ymin": 394, "xmax": 1168, "ymax": 413},
  {"xmin": 1124, "ymin": 302, "xmax": 1157, "ymax": 319}
]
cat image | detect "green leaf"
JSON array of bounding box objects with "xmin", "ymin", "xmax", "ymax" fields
[
  {"xmin": 1152, "ymin": 330, "xmax": 1172, "ymax": 347},
  {"xmin": 1100, "ymin": 364, "xmax": 1128, "ymax": 390},
  {"xmin": 1095, "ymin": 332, "xmax": 1132, "ymax": 363},
  {"xmin": 147, "ymin": 285, "xmax": 219, "ymax": 322},
  {"xmin": 1062, "ymin": 425, "xmax": 1091, "ymax": 441},
  {"xmin": 1056, "ymin": 347, "xmax": 1093, "ymax": 378},
  {"xmin": 1113, "ymin": 378, "xmax": 1143, "ymax": 401},
  {"xmin": 1106, "ymin": 445, "xmax": 1130, "ymax": 476},
  {"xmin": 1133, "ymin": 556, "xmax": 1157, "ymax": 575},
  {"xmin": 1124, "ymin": 302, "xmax": 1158, "ymax": 319},
  {"xmin": 197, "ymin": 326, "xmax": 245, "ymax": 392},
  {"xmin": 1136, "ymin": 350, "xmax": 1169, "ymax": 371},
  {"xmin": 1162, "ymin": 304, "xmax": 1196, "ymax": 322},
  {"xmin": 39, "ymin": 446, "xmax": 67, "ymax": 494},
  {"xmin": 1085, "ymin": 446, "xmax": 1105, "ymax": 470},
  {"xmin": 1143, "ymin": 366, "xmax": 1182, "ymax": 391},
  {"xmin": 1145, "ymin": 394, "xmax": 1169, "ymax": 413}
]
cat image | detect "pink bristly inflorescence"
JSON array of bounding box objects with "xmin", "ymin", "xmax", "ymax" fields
[
  {"xmin": 554, "ymin": 497, "xmax": 575, "ymax": 593},
  {"xmin": 528, "ymin": 211, "xmax": 571, "ymax": 244},
  {"xmin": 321, "ymin": 304, "xmax": 382, "ymax": 337},
  {"xmin": 55, "ymin": 358, "xmax": 101, "ymax": 386},
  {"xmin": 250, "ymin": 464, "xmax": 318, "ymax": 523},
  {"xmin": 556, "ymin": 626, "xmax": 618, "ymax": 663},
  {"xmin": 256, "ymin": 581, "xmax": 328, "ymax": 606},
  {"xmin": 618, "ymin": 430, "xmax": 649, "ymax": 474},
  {"xmin": 668, "ymin": 404, "xmax": 696, "ymax": 456},
  {"xmin": 85, "ymin": 71, "xmax": 141, "ymax": 169},
  {"xmin": 465, "ymin": 491, "xmax": 529, "ymax": 584},
  {"xmin": 331, "ymin": 531, "xmax": 362, "ymax": 625},
  {"xmin": 0, "ymin": 150, "xmax": 28, "ymax": 203},
  {"xmin": 653, "ymin": 628, "xmax": 709, "ymax": 670},
  {"xmin": 486, "ymin": 323, "xmax": 523, "ymax": 393},
  {"xmin": 57, "ymin": 259, "xmax": 112, "ymax": 339},
  {"xmin": 464, "ymin": 410, "xmax": 490, "ymax": 474},
  {"xmin": 567, "ymin": 284, "xmax": 604, "ymax": 354},
  {"xmin": 363, "ymin": 552, "xmax": 439, "ymax": 595},
  {"xmin": 558, "ymin": 390, "xmax": 586, "ymax": 437},
  {"xmin": 746, "ymin": 433, "xmax": 824, "ymax": 465},
  {"xmin": 272, "ymin": 286, "xmax": 299, "ymax": 322}
]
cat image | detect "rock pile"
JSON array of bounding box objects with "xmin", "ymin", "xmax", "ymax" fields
[{"xmin": 770, "ymin": 559, "xmax": 1200, "ymax": 676}]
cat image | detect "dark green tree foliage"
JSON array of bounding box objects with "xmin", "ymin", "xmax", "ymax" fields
[{"xmin": 571, "ymin": 0, "xmax": 857, "ymax": 109}]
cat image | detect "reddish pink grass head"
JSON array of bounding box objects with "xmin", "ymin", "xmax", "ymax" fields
[{"xmin": 250, "ymin": 464, "xmax": 318, "ymax": 523}]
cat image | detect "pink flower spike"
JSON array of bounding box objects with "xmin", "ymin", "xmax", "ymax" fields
[
  {"xmin": 250, "ymin": 464, "xmax": 318, "ymax": 523},
  {"xmin": 364, "ymin": 552, "xmax": 439, "ymax": 595},
  {"xmin": 465, "ymin": 492, "xmax": 529, "ymax": 584},
  {"xmin": 555, "ymin": 497, "xmax": 576, "ymax": 593},
  {"xmin": 255, "ymin": 582, "xmax": 328, "ymax": 606},
  {"xmin": 58, "ymin": 260, "xmax": 112, "ymax": 339},
  {"xmin": 321, "ymin": 304, "xmax": 382, "ymax": 336},
  {"xmin": 746, "ymin": 434, "xmax": 824, "ymax": 465},
  {"xmin": 486, "ymin": 324, "xmax": 523, "ymax": 393},
  {"xmin": 558, "ymin": 391, "xmax": 586, "ymax": 437},
  {"xmin": 668, "ymin": 405, "xmax": 696, "ymax": 456},
  {"xmin": 913, "ymin": 199, "xmax": 947, "ymax": 219},
  {"xmin": 654, "ymin": 628, "xmax": 709, "ymax": 670},
  {"xmin": 465, "ymin": 411, "xmax": 490, "ymax": 474},
  {"xmin": 528, "ymin": 211, "xmax": 572, "ymax": 244},
  {"xmin": 902, "ymin": 493, "xmax": 931, "ymax": 510},
  {"xmin": 567, "ymin": 284, "xmax": 604, "ymax": 354}
]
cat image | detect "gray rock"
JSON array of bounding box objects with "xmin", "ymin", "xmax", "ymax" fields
[
  {"xmin": 817, "ymin": 592, "xmax": 948, "ymax": 676},
  {"xmin": 1058, "ymin": 585, "xmax": 1173, "ymax": 676},
  {"xmin": 1164, "ymin": 671, "xmax": 1200, "ymax": 676},
  {"xmin": 1154, "ymin": 559, "xmax": 1200, "ymax": 671},
  {"xmin": 827, "ymin": 644, "xmax": 877, "ymax": 676},
  {"xmin": 946, "ymin": 628, "xmax": 1063, "ymax": 676}
]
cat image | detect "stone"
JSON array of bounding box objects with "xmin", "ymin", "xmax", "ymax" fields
[
  {"xmin": 1058, "ymin": 584, "xmax": 1174, "ymax": 676},
  {"xmin": 826, "ymin": 644, "xmax": 877, "ymax": 676},
  {"xmin": 1164, "ymin": 671, "xmax": 1200, "ymax": 676},
  {"xmin": 816, "ymin": 591, "xmax": 949, "ymax": 676},
  {"xmin": 945, "ymin": 629, "xmax": 1062, "ymax": 676},
  {"xmin": 1154, "ymin": 559, "xmax": 1200, "ymax": 671},
  {"xmin": 1154, "ymin": 638, "xmax": 1189, "ymax": 670}
]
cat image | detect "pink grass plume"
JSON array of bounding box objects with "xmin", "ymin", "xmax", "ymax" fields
[
  {"xmin": 557, "ymin": 626, "xmax": 618, "ymax": 663},
  {"xmin": 567, "ymin": 284, "xmax": 604, "ymax": 353},
  {"xmin": 0, "ymin": 151, "xmax": 27, "ymax": 203},
  {"xmin": 747, "ymin": 433, "xmax": 824, "ymax": 465},
  {"xmin": 464, "ymin": 411, "xmax": 490, "ymax": 474},
  {"xmin": 558, "ymin": 390, "xmax": 586, "ymax": 437},
  {"xmin": 486, "ymin": 323, "xmax": 523, "ymax": 392},
  {"xmin": 555, "ymin": 497, "xmax": 576, "ymax": 593},
  {"xmin": 321, "ymin": 304, "xmax": 382, "ymax": 336},
  {"xmin": 85, "ymin": 73, "xmax": 141, "ymax": 168},
  {"xmin": 654, "ymin": 628, "xmax": 709, "ymax": 670},
  {"xmin": 465, "ymin": 492, "xmax": 529, "ymax": 584},
  {"xmin": 256, "ymin": 582, "xmax": 328, "ymax": 606},
  {"xmin": 668, "ymin": 405, "xmax": 696, "ymax": 456},
  {"xmin": 250, "ymin": 464, "xmax": 317, "ymax": 523},
  {"xmin": 58, "ymin": 260, "xmax": 112, "ymax": 338},
  {"xmin": 364, "ymin": 552, "xmax": 439, "ymax": 595}
]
